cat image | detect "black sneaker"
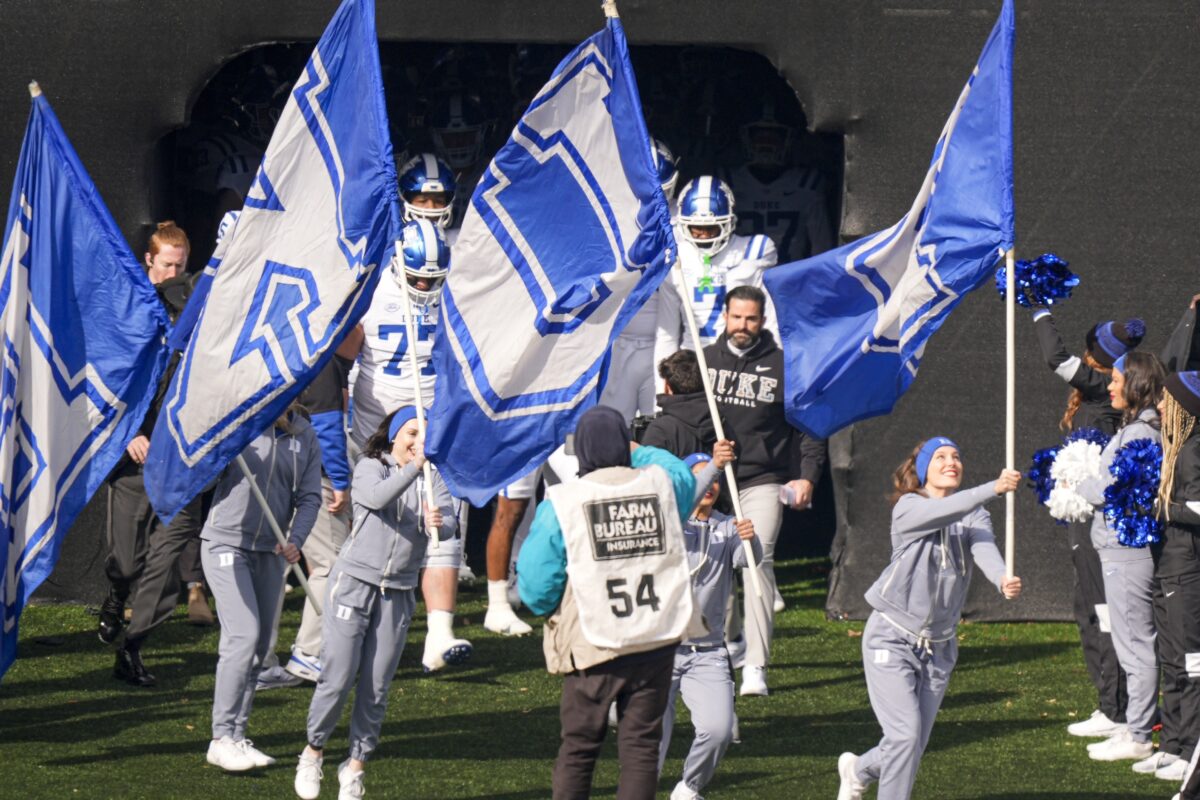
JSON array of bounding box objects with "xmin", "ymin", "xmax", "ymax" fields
[
  {"xmin": 97, "ymin": 596, "xmax": 124, "ymax": 645},
  {"xmin": 114, "ymin": 645, "xmax": 156, "ymax": 688}
]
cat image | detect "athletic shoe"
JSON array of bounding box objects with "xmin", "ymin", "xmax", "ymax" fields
[
  {"xmin": 187, "ymin": 585, "xmax": 215, "ymax": 626},
  {"xmin": 731, "ymin": 713, "xmax": 741, "ymax": 744},
  {"xmin": 237, "ymin": 738, "xmax": 277, "ymax": 767},
  {"xmin": 1068, "ymin": 709, "xmax": 1125, "ymax": 737},
  {"xmin": 837, "ymin": 752, "xmax": 866, "ymax": 800},
  {"xmin": 484, "ymin": 605, "xmax": 533, "ymax": 636},
  {"xmin": 295, "ymin": 751, "xmax": 323, "ymax": 799},
  {"xmin": 458, "ymin": 562, "xmax": 477, "ymax": 585},
  {"xmin": 422, "ymin": 637, "xmax": 473, "ymax": 673},
  {"xmin": 257, "ymin": 664, "xmax": 304, "ymax": 691},
  {"xmin": 727, "ymin": 636, "xmax": 747, "ymax": 670},
  {"xmin": 506, "ymin": 574, "xmax": 522, "ymax": 610},
  {"xmin": 1156, "ymin": 756, "xmax": 1189, "ymax": 782},
  {"xmin": 1133, "ymin": 751, "xmax": 1179, "ymax": 774},
  {"xmin": 607, "ymin": 700, "xmax": 619, "ymax": 729},
  {"xmin": 739, "ymin": 666, "xmax": 768, "ymax": 697},
  {"xmin": 97, "ymin": 595, "xmax": 124, "ymax": 645},
  {"xmin": 670, "ymin": 781, "xmax": 702, "ymax": 800},
  {"xmin": 1088, "ymin": 730, "xmax": 1153, "ymax": 761},
  {"xmin": 114, "ymin": 646, "xmax": 156, "ymax": 688},
  {"xmin": 338, "ymin": 759, "xmax": 365, "ymax": 800},
  {"xmin": 1087, "ymin": 731, "xmax": 1128, "ymax": 752},
  {"xmin": 286, "ymin": 648, "xmax": 323, "ymax": 683},
  {"xmin": 206, "ymin": 736, "xmax": 256, "ymax": 772},
  {"xmin": 773, "ymin": 587, "xmax": 786, "ymax": 614}
]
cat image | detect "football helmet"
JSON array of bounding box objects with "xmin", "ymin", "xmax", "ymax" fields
[
  {"xmin": 676, "ymin": 177, "xmax": 736, "ymax": 255},
  {"xmin": 398, "ymin": 153, "xmax": 457, "ymax": 229},
  {"xmin": 394, "ymin": 219, "xmax": 451, "ymax": 305},
  {"xmin": 739, "ymin": 92, "xmax": 803, "ymax": 167},
  {"xmin": 429, "ymin": 92, "xmax": 490, "ymax": 170},
  {"xmin": 651, "ymin": 138, "xmax": 679, "ymax": 198}
]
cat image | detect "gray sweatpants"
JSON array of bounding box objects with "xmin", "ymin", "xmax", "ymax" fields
[
  {"xmin": 201, "ymin": 540, "xmax": 288, "ymax": 740},
  {"xmin": 657, "ymin": 646, "xmax": 735, "ymax": 794},
  {"xmin": 736, "ymin": 483, "xmax": 784, "ymax": 668},
  {"xmin": 306, "ymin": 567, "xmax": 416, "ymax": 762},
  {"xmin": 294, "ymin": 479, "xmax": 352, "ymax": 658},
  {"xmin": 855, "ymin": 612, "xmax": 957, "ymax": 800},
  {"xmin": 1100, "ymin": 555, "xmax": 1158, "ymax": 742}
]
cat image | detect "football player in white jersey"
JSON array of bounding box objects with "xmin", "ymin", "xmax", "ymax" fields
[
  {"xmin": 654, "ymin": 176, "xmax": 779, "ymax": 376},
  {"xmin": 429, "ymin": 92, "xmax": 493, "ymax": 229},
  {"xmin": 398, "ymin": 152, "xmax": 459, "ymax": 245},
  {"xmin": 341, "ymin": 219, "xmax": 472, "ymax": 672}
]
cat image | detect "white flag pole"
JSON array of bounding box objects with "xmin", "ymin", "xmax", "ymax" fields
[
  {"xmin": 670, "ymin": 261, "xmax": 765, "ymax": 599},
  {"xmin": 235, "ymin": 454, "xmax": 322, "ymax": 615},
  {"xmin": 396, "ymin": 252, "xmax": 440, "ymax": 550},
  {"xmin": 1005, "ymin": 248, "xmax": 1016, "ymax": 578}
]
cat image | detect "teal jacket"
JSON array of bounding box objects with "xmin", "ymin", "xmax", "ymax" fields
[{"xmin": 517, "ymin": 445, "xmax": 697, "ymax": 616}]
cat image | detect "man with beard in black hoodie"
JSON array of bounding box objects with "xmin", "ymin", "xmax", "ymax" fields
[
  {"xmin": 703, "ymin": 285, "xmax": 826, "ymax": 697},
  {"xmin": 643, "ymin": 349, "xmax": 717, "ymax": 458}
]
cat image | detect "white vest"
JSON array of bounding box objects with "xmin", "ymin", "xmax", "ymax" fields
[{"xmin": 548, "ymin": 465, "xmax": 694, "ymax": 650}]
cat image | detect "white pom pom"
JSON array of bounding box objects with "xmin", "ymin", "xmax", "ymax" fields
[
  {"xmin": 1050, "ymin": 440, "xmax": 1105, "ymax": 487},
  {"xmin": 1047, "ymin": 485, "xmax": 1095, "ymax": 523}
]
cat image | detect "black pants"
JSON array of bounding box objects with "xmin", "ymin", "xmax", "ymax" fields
[
  {"xmin": 1161, "ymin": 570, "xmax": 1200, "ymax": 766},
  {"xmin": 552, "ymin": 645, "xmax": 675, "ymax": 800},
  {"xmin": 105, "ymin": 469, "xmax": 205, "ymax": 642},
  {"xmin": 1070, "ymin": 521, "xmax": 1128, "ymax": 722}
]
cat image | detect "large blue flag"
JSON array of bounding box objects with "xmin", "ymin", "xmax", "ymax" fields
[
  {"xmin": 426, "ymin": 12, "xmax": 676, "ymax": 505},
  {"xmin": 764, "ymin": 0, "xmax": 1014, "ymax": 439},
  {"xmin": 145, "ymin": 0, "xmax": 400, "ymax": 521},
  {"xmin": 0, "ymin": 86, "xmax": 170, "ymax": 679}
]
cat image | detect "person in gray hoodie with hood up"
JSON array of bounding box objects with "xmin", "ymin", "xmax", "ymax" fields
[
  {"xmin": 837, "ymin": 437, "xmax": 1023, "ymax": 800},
  {"xmin": 295, "ymin": 407, "xmax": 456, "ymax": 800},
  {"xmin": 201, "ymin": 403, "xmax": 322, "ymax": 773}
]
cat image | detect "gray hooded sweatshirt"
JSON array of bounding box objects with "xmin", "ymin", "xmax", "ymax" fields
[
  {"xmin": 337, "ymin": 455, "xmax": 457, "ymax": 590},
  {"xmin": 1079, "ymin": 407, "xmax": 1161, "ymax": 561},
  {"xmin": 200, "ymin": 416, "xmax": 323, "ymax": 552},
  {"xmin": 864, "ymin": 483, "xmax": 1007, "ymax": 642}
]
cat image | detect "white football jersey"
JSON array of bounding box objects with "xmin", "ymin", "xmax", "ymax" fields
[{"xmin": 723, "ymin": 163, "xmax": 834, "ymax": 263}]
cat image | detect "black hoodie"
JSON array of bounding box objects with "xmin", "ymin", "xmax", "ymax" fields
[
  {"xmin": 641, "ymin": 391, "xmax": 718, "ymax": 458},
  {"xmin": 702, "ymin": 330, "xmax": 826, "ymax": 489}
]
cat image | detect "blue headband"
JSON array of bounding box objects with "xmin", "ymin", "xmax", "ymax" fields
[
  {"xmin": 684, "ymin": 452, "xmax": 712, "ymax": 469},
  {"xmin": 916, "ymin": 437, "xmax": 959, "ymax": 486},
  {"xmin": 387, "ymin": 406, "xmax": 419, "ymax": 441}
]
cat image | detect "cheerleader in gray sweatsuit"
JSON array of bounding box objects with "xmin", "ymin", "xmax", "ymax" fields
[
  {"xmin": 201, "ymin": 407, "xmax": 322, "ymax": 772},
  {"xmin": 837, "ymin": 437, "xmax": 1023, "ymax": 800},
  {"xmin": 295, "ymin": 407, "xmax": 456, "ymax": 800}
]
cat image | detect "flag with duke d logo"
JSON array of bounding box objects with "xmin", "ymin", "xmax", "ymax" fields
[
  {"xmin": 426, "ymin": 15, "xmax": 676, "ymax": 505},
  {"xmin": 0, "ymin": 88, "xmax": 171, "ymax": 679},
  {"xmin": 145, "ymin": 0, "xmax": 400, "ymax": 521},
  {"xmin": 764, "ymin": 0, "xmax": 1014, "ymax": 439}
]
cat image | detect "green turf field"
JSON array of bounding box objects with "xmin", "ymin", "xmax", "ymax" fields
[{"xmin": 0, "ymin": 560, "xmax": 1176, "ymax": 799}]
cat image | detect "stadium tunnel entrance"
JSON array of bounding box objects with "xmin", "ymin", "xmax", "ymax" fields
[{"xmin": 159, "ymin": 41, "xmax": 842, "ymax": 563}]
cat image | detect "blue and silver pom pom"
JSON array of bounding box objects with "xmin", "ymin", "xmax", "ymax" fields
[
  {"xmin": 996, "ymin": 252, "xmax": 1080, "ymax": 308},
  {"xmin": 1102, "ymin": 438, "xmax": 1164, "ymax": 548}
]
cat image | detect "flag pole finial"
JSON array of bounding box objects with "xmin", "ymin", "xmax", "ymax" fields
[
  {"xmin": 602, "ymin": 0, "xmax": 618, "ymax": 18},
  {"xmin": 28, "ymin": 81, "xmax": 41, "ymax": 98}
]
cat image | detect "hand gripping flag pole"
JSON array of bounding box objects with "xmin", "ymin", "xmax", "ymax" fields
[
  {"xmin": 1005, "ymin": 247, "xmax": 1016, "ymax": 578},
  {"xmin": 669, "ymin": 261, "xmax": 766, "ymax": 600},
  {"xmin": 398, "ymin": 251, "xmax": 440, "ymax": 550},
  {"xmin": 235, "ymin": 454, "xmax": 322, "ymax": 614}
]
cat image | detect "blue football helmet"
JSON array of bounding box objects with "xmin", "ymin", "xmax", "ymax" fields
[
  {"xmin": 394, "ymin": 219, "xmax": 451, "ymax": 305},
  {"xmin": 676, "ymin": 176, "xmax": 736, "ymax": 255},
  {"xmin": 398, "ymin": 153, "xmax": 458, "ymax": 230},
  {"xmin": 651, "ymin": 138, "xmax": 679, "ymax": 199},
  {"xmin": 429, "ymin": 92, "xmax": 490, "ymax": 170}
]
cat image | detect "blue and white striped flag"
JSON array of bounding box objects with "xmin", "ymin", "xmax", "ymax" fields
[
  {"xmin": 0, "ymin": 86, "xmax": 171, "ymax": 679},
  {"xmin": 145, "ymin": 0, "xmax": 400, "ymax": 520},
  {"xmin": 764, "ymin": 0, "xmax": 1014, "ymax": 439},
  {"xmin": 426, "ymin": 11, "xmax": 676, "ymax": 505}
]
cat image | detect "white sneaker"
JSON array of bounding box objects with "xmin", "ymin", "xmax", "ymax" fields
[
  {"xmin": 731, "ymin": 712, "xmax": 741, "ymax": 744},
  {"xmin": 1068, "ymin": 709, "xmax": 1125, "ymax": 737},
  {"xmin": 338, "ymin": 759, "xmax": 365, "ymax": 800},
  {"xmin": 837, "ymin": 752, "xmax": 866, "ymax": 800},
  {"xmin": 206, "ymin": 736, "xmax": 257, "ymax": 772},
  {"xmin": 257, "ymin": 664, "xmax": 304, "ymax": 691},
  {"xmin": 1156, "ymin": 756, "xmax": 1189, "ymax": 782},
  {"xmin": 1133, "ymin": 751, "xmax": 1179, "ymax": 774},
  {"xmin": 1087, "ymin": 730, "xmax": 1128, "ymax": 752},
  {"xmin": 295, "ymin": 751, "xmax": 323, "ymax": 799},
  {"xmin": 726, "ymin": 637, "xmax": 747, "ymax": 670},
  {"xmin": 670, "ymin": 781, "xmax": 701, "ymax": 800},
  {"xmin": 286, "ymin": 648, "xmax": 323, "ymax": 683},
  {"xmin": 484, "ymin": 605, "xmax": 533, "ymax": 636},
  {"xmin": 237, "ymin": 738, "xmax": 277, "ymax": 767},
  {"xmin": 458, "ymin": 562, "xmax": 477, "ymax": 585},
  {"xmin": 773, "ymin": 587, "xmax": 785, "ymax": 614},
  {"xmin": 1088, "ymin": 730, "xmax": 1153, "ymax": 761},
  {"xmin": 607, "ymin": 700, "xmax": 619, "ymax": 729},
  {"xmin": 506, "ymin": 575, "xmax": 522, "ymax": 610},
  {"xmin": 739, "ymin": 666, "xmax": 768, "ymax": 697},
  {"xmin": 422, "ymin": 636, "xmax": 473, "ymax": 672}
]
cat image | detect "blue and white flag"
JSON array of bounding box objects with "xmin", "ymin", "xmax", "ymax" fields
[
  {"xmin": 764, "ymin": 0, "xmax": 1014, "ymax": 439},
  {"xmin": 0, "ymin": 87, "xmax": 170, "ymax": 679},
  {"xmin": 145, "ymin": 0, "xmax": 400, "ymax": 520},
  {"xmin": 426, "ymin": 13, "xmax": 676, "ymax": 505}
]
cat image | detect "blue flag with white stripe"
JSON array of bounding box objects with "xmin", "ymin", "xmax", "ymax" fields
[
  {"xmin": 426, "ymin": 13, "xmax": 676, "ymax": 505},
  {"xmin": 0, "ymin": 87, "xmax": 170, "ymax": 679},
  {"xmin": 764, "ymin": 0, "xmax": 1014, "ymax": 439},
  {"xmin": 144, "ymin": 0, "xmax": 400, "ymax": 521}
]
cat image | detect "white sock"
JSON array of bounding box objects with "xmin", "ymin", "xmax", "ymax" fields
[
  {"xmin": 427, "ymin": 609, "xmax": 455, "ymax": 639},
  {"xmin": 488, "ymin": 580, "xmax": 514, "ymax": 610}
]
